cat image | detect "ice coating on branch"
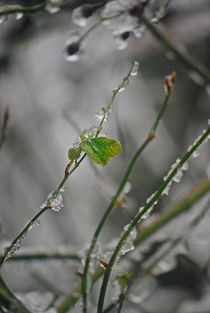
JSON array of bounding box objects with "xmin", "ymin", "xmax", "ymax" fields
[
  {"xmin": 41, "ymin": 188, "xmax": 65, "ymax": 212},
  {"xmin": 94, "ymin": 109, "xmax": 111, "ymax": 122},
  {"xmin": 51, "ymin": 193, "xmax": 64, "ymax": 212},
  {"xmin": 28, "ymin": 218, "xmax": 41, "ymax": 230},
  {"xmin": 138, "ymin": 205, "xmax": 153, "ymax": 220},
  {"xmin": 3, "ymin": 233, "xmax": 26, "ymax": 260},
  {"xmin": 81, "ymin": 126, "xmax": 98, "ymax": 139},
  {"xmin": 121, "ymin": 224, "xmax": 137, "ymax": 255},
  {"xmin": 162, "ymin": 159, "xmax": 189, "ymax": 195}
]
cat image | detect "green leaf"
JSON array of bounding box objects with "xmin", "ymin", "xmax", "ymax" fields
[
  {"xmin": 68, "ymin": 147, "xmax": 81, "ymax": 160},
  {"xmin": 80, "ymin": 137, "xmax": 121, "ymax": 166}
]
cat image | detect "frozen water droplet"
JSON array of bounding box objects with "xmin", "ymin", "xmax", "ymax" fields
[
  {"xmin": 51, "ymin": 193, "xmax": 64, "ymax": 212},
  {"xmin": 15, "ymin": 13, "xmax": 24, "ymax": 20},
  {"xmin": 94, "ymin": 110, "xmax": 109, "ymax": 122},
  {"xmin": 173, "ymin": 169, "xmax": 182, "ymax": 183},
  {"xmin": 124, "ymin": 182, "xmax": 132, "ymax": 194},
  {"xmin": 114, "ymin": 34, "xmax": 129, "ymax": 50},
  {"xmin": 133, "ymin": 25, "xmax": 145, "ymax": 38},
  {"xmin": 119, "ymin": 86, "xmax": 125, "ymax": 92},
  {"xmin": 64, "ymin": 32, "xmax": 82, "ymax": 62},
  {"xmin": 152, "ymin": 258, "xmax": 176, "ymax": 275},
  {"xmin": 192, "ymin": 150, "xmax": 199, "ymax": 158},
  {"xmin": 72, "ymin": 7, "xmax": 88, "ymax": 27},
  {"xmin": 46, "ymin": 0, "xmax": 61, "ymax": 14},
  {"xmin": 73, "ymin": 136, "xmax": 82, "ymax": 148},
  {"xmin": 121, "ymin": 225, "xmax": 137, "ymax": 255},
  {"xmin": 0, "ymin": 15, "xmax": 8, "ymax": 24},
  {"xmin": 73, "ymin": 3, "xmax": 102, "ymax": 27},
  {"xmin": 41, "ymin": 188, "xmax": 65, "ymax": 212},
  {"xmin": 28, "ymin": 218, "xmax": 41, "ymax": 230},
  {"xmin": 162, "ymin": 182, "xmax": 172, "ymax": 196},
  {"xmin": 111, "ymin": 280, "xmax": 121, "ymax": 302},
  {"xmin": 81, "ymin": 126, "xmax": 97, "ymax": 139},
  {"xmin": 181, "ymin": 162, "xmax": 189, "ymax": 171},
  {"xmin": 139, "ymin": 205, "xmax": 154, "ymax": 220},
  {"xmin": 131, "ymin": 61, "xmax": 139, "ymax": 76}
]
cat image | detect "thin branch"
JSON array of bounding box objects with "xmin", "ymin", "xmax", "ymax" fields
[
  {"xmin": 0, "ymin": 251, "xmax": 80, "ymax": 262},
  {"xmin": 56, "ymin": 179, "xmax": 210, "ymax": 313},
  {"xmin": 81, "ymin": 72, "xmax": 175, "ymax": 313},
  {"xmin": 139, "ymin": 15, "xmax": 210, "ymax": 84},
  {"xmin": 0, "ymin": 106, "xmax": 9, "ymax": 151},
  {"xmin": 0, "ymin": 2, "xmax": 47, "ymax": 16},
  {"xmin": 97, "ymin": 124, "xmax": 210, "ymax": 313}
]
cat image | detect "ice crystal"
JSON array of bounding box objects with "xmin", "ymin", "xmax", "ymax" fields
[
  {"xmin": 138, "ymin": 205, "xmax": 154, "ymax": 220},
  {"xmin": 28, "ymin": 218, "xmax": 41, "ymax": 230},
  {"xmin": 121, "ymin": 225, "xmax": 137, "ymax": 255},
  {"xmin": 131, "ymin": 61, "xmax": 139, "ymax": 76},
  {"xmin": 72, "ymin": 4, "xmax": 102, "ymax": 27},
  {"xmin": 41, "ymin": 188, "xmax": 65, "ymax": 212},
  {"xmin": 45, "ymin": 0, "xmax": 62, "ymax": 14},
  {"xmin": 4, "ymin": 233, "xmax": 26, "ymax": 260},
  {"xmin": 101, "ymin": 0, "xmax": 139, "ymax": 36},
  {"xmin": 114, "ymin": 33, "xmax": 129, "ymax": 50},
  {"xmin": 15, "ymin": 13, "xmax": 24, "ymax": 20},
  {"xmin": 94, "ymin": 109, "xmax": 110, "ymax": 122},
  {"xmin": 81, "ymin": 126, "xmax": 98, "ymax": 139},
  {"xmin": 0, "ymin": 16, "xmax": 8, "ymax": 24},
  {"xmin": 51, "ymin": 193, "xmax": 64, "ymax": 212}
]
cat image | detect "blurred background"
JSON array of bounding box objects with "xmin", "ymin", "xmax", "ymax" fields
[{"xmin": 0, "ymin": 0, "xmax": 210, "ymax": 312}]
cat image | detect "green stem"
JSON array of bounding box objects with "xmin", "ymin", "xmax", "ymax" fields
[
  {"xmin": 0, "ymin": 252, "xmax": 80, "ymax": 262},
  {"xmin": 0, "ymin": 2, "xmax": 47, "ymax": 16},
  {"xmin": 81, "ymin": 86, "xmax": 173, "ymax": 313},
  {"xmin": 0, "ymin": 106, "xmax": 9, "ymax": 151},
  {"xmin": 56, "ymin": 179, "xmax": 210, "ymax": 313},
  {"xmin": 97, "ymin": 125, "xmax": 210, "ymax": 313},
  {"xmin": 140, "ymin": 15, "xmax": 210, "ymax": 84}
]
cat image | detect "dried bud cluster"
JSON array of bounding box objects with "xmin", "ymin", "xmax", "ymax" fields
[{"xmin": 164, "ymin": 71, "xmax": 177, "ymax": 93}]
